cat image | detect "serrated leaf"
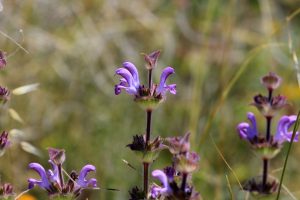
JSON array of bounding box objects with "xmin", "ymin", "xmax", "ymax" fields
[
  {"xmin": 20, "ymin": 141, "xmax": 42, "ymax": 157},
  {"xmin": 12, "ymin": 83, "xmax": 39, "ymax": 95},
  {"xmin": 8, "ymin": 108, "xmax": 24, "ymax": 124}
]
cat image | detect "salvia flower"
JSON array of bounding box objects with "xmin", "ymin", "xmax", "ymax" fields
[
  {"xmin": 236, "ymin": 112, "xmax": 258, "ymax": 141},
  {"xmin": 0, "ymin": 86, "xmax": 10, "ymax": 104},
  {"xmin": 150, "ymin": 170, "xmax": 172, "ymax": 198},
  {"xmin": 114, "ymin": 51, "xmax": 176, "ymax": 110},
  {"xmin": 28, "ymin": 148, "xmax": 97, "ymax": 198},
  {"xmin": 0, "ymin": 51, "xmax": 6, "ymax": 69},
  {"xmin": 274, "ymin": 115, "xmax": 299, "ymax": 144},
  {"xmin": 150, "ymin": 169, "xmax": 201, "ymax": 200},
  {"xmin": 0, "ymin": 183, "xmax": 14, "ymax": 199},
  {"xmin": 0, "ymin": 131, "xmax": 10, "ymax": 157}
]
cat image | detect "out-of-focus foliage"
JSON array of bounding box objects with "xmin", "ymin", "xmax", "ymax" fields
[{"xmin": 0, "ymin": 0, "xmax": 300, "ymax": 199}]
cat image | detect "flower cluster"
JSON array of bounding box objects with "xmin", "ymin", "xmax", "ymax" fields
[
  {"xmin": 28, "ymin": 148, "xmax": 98, "ymax": 198},
  {"xmin": 150, "ymin": 132, "xmax": 201, "ymax": 200},
  {"xmin": 0, "ymin": 50, "xmax": 14, "ymax": 199},
  {"xmin": 236, "ymin": 72, "xmax": 298, "ymax": 195},
  {"xmin": 115, "ymin": 50, "xmax": 176, "ymax": 111}
]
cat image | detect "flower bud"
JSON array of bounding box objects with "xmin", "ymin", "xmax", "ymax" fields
[{"xmin": 261, "ymin": 72, "xmax": 281, "ymax": 91}]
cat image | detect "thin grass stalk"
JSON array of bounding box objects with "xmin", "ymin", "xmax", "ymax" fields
[{"xmin": 276, "ymin": 110, "xmax": 300, "ymax": 200}]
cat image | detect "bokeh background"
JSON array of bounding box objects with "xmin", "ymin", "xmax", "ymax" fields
[{"xmin": 1, "ymin": 0, "xmax": 300, "ymax": 199}]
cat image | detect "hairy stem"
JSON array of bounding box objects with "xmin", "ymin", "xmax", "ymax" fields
[
  {"xmin": 144, "ymin": 110, "xmax": 152, "ymax": 198},
  {"xmin": 146, "ymin": 110, "xmax": 152, "ymax": 145}
]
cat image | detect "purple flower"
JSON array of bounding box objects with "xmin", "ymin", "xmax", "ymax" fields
[
  {"xmin": 115, "ymin": 62, "xmax": 140, "ymax": 95},
  {"xmin": 0, "ymin": 131, "xmax": 9, "ymax": 149},
  {"xmin": 0, "ymin": 183, "xmax": 14, "ymax": 198},
  {"xmin": 156, "ymin": 67, "xmax": 176, "ymax": 96},
  {"xmin": 0, "ymin": 86, "xmax": 10, "ymax": 103},
  {"xmin": 274, "ymin": 115, "xmax": 299, "ymax": 144},
  {"xmin": 0, "ymin": 51, "xmax": 6, "ymax": 69},
  {"xmin": 114, "ymin": 63, "xmax": 176, "ymax": 97},
  {"xmin": 151, "ymin": 170, "xmax": 172, "ymax": 198},
  {"xmin": 236, "ymin": 112, "xmax": 258, "ymax": 140},
  {"xmin": 76, "ymin": 164, "xmax": 97, "ymax": 188},
  {"xmin": 28, "ymin": 162, "xmax": 58, "ymax": 194}
]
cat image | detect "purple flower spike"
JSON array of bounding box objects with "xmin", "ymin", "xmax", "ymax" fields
[
  {"xmin": 28, "ymin": 163, "xmax": 52, "ymax": 191},
  {"xmin": 76, "ymin": 164, "xmax": 97, "ymax": 188},
  {"xmin": 274, "ymin": 115, "xmax": 299, "ymax": 144},
  {"xmin": 156, "ymin": 67, "xmax": 176, "ymax": 96},
  {"xmin": 236, "ymin": 112, "xmax": 258, "ymax": 140},
  {"xmin": 115, "ymin": 64, "xmax": 140, "ymax": 95},
  {"xmin": 151, "ymin": 170, "xmax": 172, "ymax": 198}
]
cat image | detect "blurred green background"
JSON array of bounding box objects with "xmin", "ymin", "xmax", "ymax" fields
[{"xmin": 1, "ymin": 0, "xmax": 300, "ymax": 199}]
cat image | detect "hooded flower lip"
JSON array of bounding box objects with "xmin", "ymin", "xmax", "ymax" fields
[
  {"xmin": 76, "ymin": 164, "xmax": 97, "ymax": 188},
  {"xmin": 156, "ymin": 67, "xmax": 176, "ymax": 96},
  {"xmin": 115, "ymin": 62, "xmax": 140, "ymax": 96},
  {"xmin": 28, "ymin": 162, "xmax": 57, "ymax": 193},
  {"xmin": 274, "ymin": 115, "xmax": 299, "ymax": 144},
  {"xmin": 237, "ymin": 112, "xmax": 258, "ymax": 141},
  {"xmin": 0, "ymin": 51, "xmax": 6, "ymax": 69},
  {"xmin": 151, "ymin": 170, "xmax": 172, "ymax": 198}
]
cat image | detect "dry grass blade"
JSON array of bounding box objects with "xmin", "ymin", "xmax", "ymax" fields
[
  {"xmin": 226, "ymin": 174, "xmax": 234, "ymax": 200},
  {"xmin": 209, "ymin": 133, "xmax": 243, "ymax": 189}
]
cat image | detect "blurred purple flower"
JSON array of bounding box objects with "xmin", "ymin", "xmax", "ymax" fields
[
  {"xmin": 0, "ymin": 86, "xmax": 10, "ymax": 103},
  {"xmin": 236, "ymin": 112, "xmax": 258, "ymax": 140},
  {"xmin": 274, "ymin": 115, "xmax": 299, "ymax": 144},
  {"xmin": 0, "ymin": 51, "xmax": 6, "ymax": 69},
  {"xmin": 150, "ymin": 170, "xmax": 172, "ymax": 198},
  {"xmin": 0, "ymin": 131, "xmax": 9, "ymax": 150}
]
